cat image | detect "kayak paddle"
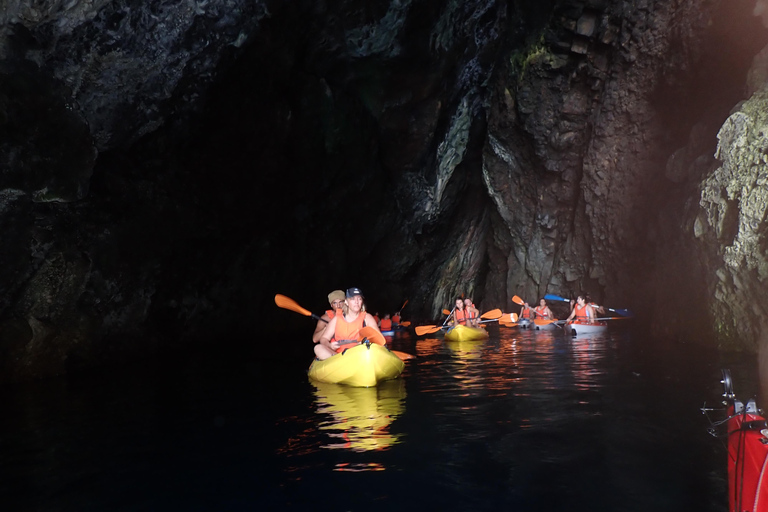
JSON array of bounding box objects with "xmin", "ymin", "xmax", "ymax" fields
[
  {"xmin": 511, "ymin": 295, "xmax": 524, "ymax": 305},
  {"xmin": 275, "ymin": 294, "xmax": 326, "ymax": 321}
]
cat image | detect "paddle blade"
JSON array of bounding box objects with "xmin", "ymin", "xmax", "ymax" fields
[
  {"xmin": 442, "ymin": 309, "xmax": 452, "ymax": 315},
  {"xmin": 416, "ymin": 325, "xmax": 442, "ymax": 336},
  {"xmin": 480, "ymin": 308, "xmax": 503, "ymax": 320},
  {"xmin": 511, "ymin": 312, "xmax": 519, "ymax": 322},
  {"xmin": 533, "ymin": 319, "xmax": 559, "ymax": 326},
  {"xmin": 358, "ymin": 326, "xmax": 387, "ymax": 346},
  {"xmin": 400, "ymin": 321, "xmax": 411, "ymax": 327},
  {"xmin": 544, "ymin": 293, "xmax": 570, "ymax": 303},
  {"xmin": 400, "ymin": 300, "xmax": 408, "ymax": 311},
  {"xmin": 275, "ymin": 294, "xmax": 313, "ymax": 317},
  {"xmin": 392, "ymin": 350, "xmax": 416, "ymax": 361},
  {"xmin": 610, "ymin": 308, "xmax": 634, "ymax": 317},
  {"xmin": 511, "ymin": 295, "xmax": 524, "ymax": 305}
]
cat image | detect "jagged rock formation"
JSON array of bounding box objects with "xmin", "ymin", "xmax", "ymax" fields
[{"xmin": 1, "ymin": 0, "xmax": 767, "ymax": 380}]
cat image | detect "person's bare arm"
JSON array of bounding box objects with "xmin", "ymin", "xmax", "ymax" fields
[
  {"xmin": 318, "ymin": 316, "xmax": 339, "ymax": 352},
  {"xmin": 312, "ymin": 313, "xmax": 330, "ymax": 343}
]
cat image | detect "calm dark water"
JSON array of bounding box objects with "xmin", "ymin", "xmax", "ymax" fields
[{"xmin": 0, "ymin": 324, "xmax": 760, "ymax": 511}]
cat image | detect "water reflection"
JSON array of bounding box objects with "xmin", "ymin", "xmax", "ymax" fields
[{"xmin": 311, "ymin": 379, "xmax": 406, "ymax": 455}]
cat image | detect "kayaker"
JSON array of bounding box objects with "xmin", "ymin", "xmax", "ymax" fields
[
  {"xmin": 448, "ymin": 298, "xmax": 469, "ymax": 326},
  {"xmin": 464, "ymin": 298, "xmax": 479, "ymax": 326},
  {"xmin": 392, "ymin": 311, "xmax": 401, "ymax": 326},
  {"xmin": 372, "ymin": 311, "xmax": 380, "ymax": 325},
  {"xmin": 519, "ymin": 302, "xmax": 534, "ymax": 322},
  {"xmin": 312, "ymin": 289, "xmax": 346, "ymax": 343},
  {"xmin": 380, "ymin": 314, "xmax": 393, "ymax": 331},
  {"xmin": 565, "ymin": 295, "xmax": 595, "ymax": 324},
  {"xmin": 534, "ymin": 299, "xmax": 554, "ymax": 319},
  {"xmin": 315, "ymin": 287, "xmax": 382, "ymax": 360}
]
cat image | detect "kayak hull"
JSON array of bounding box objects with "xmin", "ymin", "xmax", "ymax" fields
[
  {"xmin": 308, "ymin": 342, "xmax": 405, "ymax": 387},
  {"xmin": 444, "ymin": 324, "xmax": 489, "ymax": 342},
  {"xmin": 727, "ymin": 400, "xmax": 768, "ymax": 512},
  {"xmin": 534, "ymin": 320, "xmax": 559, "ymax": 331},
  {"xmin": 564, "ymin": 321, "xmax": 607, "ymax": 336}
]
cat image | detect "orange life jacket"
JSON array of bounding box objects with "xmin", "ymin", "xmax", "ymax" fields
[
  {"xmin": 521, "ymin": 308, "xmax": 532, "ymax": 319},
  {"xmin": 334, "ymin": 312, "xmax": 367, "ymax": 352},
  {"xmin": 454, "ymin": 309, "xmax": 468, "ymax": 325},
  {"xmin": 380, "ymin": 318, "xmax": 393, "ymax": 330},
  {"xmin": 392, "ymin": 314, "xmax": 401, "ymax": 324},
  {"xmin": 466, "ymin": 306, "xmax": 477, "ymax": 319},
  {"xmin": 535, "ymin": 306, "xmax": 548, "ymax": 318},
  {"xmin": 325, "ymin": 310, "xmax": 337, "ymax": 320},
  {"xmin": 573, "ymin": 304, "xmax": 590, "ymax": 322}
]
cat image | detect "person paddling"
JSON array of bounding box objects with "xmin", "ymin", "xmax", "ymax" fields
[
  {"xmin": 448, "ymin": 298, "xmax": 469, "ymax": 326},
  {"xmin": 380, "ymin": 313, "xmax": 393, "ymax": 331},
  {"xmin": 519, "ymin": 302, "xmax": 534, "ymax": 323},
  {"xmin": 315, "ymin": 287, "xmax": 382, "ymax": 360},
  {"xmin": 464, "ymin": 298, "xmax": 479, "ymax": 327},
  {"xmin": 534, "ymin": 299, "xmax": 554, "ymax": 320},
  {"xmin": 312, "ymin": 290, "xmax": 345, "ymax": 343},
  {"xmin": 565, "ymin": 295, "xmax": 595, "ymax": 324}
]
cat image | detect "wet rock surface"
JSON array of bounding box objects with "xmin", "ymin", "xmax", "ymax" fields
[{"xmin": 1, "ymin": 0, "xmax": 768, "ymax": 380}]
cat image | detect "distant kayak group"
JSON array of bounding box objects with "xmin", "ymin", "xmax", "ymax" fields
[{"xmin": 275, "ymin": 289, "xmax": 633, "ymax": 388}]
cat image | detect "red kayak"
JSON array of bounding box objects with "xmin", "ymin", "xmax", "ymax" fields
[{"xmin": 707, "ymin": 370, "xmax": 768, "ymax": 512}]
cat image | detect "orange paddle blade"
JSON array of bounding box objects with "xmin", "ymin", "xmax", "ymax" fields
[
  {"xmin": 533, "ymin": 319, "xmax": 558, "ymax": 326},
  {"xmin": 416, "ymin": 325, "xmax": 442, "ymax": 336},
  {"xmin": 274, "ymin": 294, "xmax": 312, "ymax": 317},
  {"xmin": 392, "ymin": 350, "xmax": 416, "ymax": 361},
  {"xmin": 480, "ymin": 308, "xmax": 503, "ymax": 320},
  {"xmin": 511, "ymin": 295, "xmax": 524, "ymax": 305},
  {"xmin": 510, "ymin": 312, "xmax": 518, "ymax": 322},
  {"xmin": 442, "ymin": 309, "xmax": 451, "ymax": 315},
  {"xmin": 358, "ymin": 326, "xmax": 387, "ymax": 346},
  {"xmin": 400, "ymin": 321, "xmax": 411, "ymax": 327}
]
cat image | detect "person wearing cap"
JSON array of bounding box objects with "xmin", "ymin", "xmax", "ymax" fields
[
  {"xmin": 312, "ymin": 290, "xmax": 346, "ymax": 343},
  {"xmin": 315, "ymin": 287, "xmax": 382, "ymax": 360}
]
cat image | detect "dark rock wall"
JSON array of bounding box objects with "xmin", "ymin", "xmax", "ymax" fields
[{"xmin": 1, "ymin": 0, "xmax": 767, "ymax": 380}]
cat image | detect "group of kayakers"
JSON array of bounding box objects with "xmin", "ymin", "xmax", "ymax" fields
[
  {"xmin": 518, "ymin": 295, "xmax": 604, "ymax": 324},
  {"xmin": 310, "ymin": 288, "xmax": 609, "ymax": 361},
  {"xmin": 312, "ymin": 287, "xmax": 407, "ymax": 361}
]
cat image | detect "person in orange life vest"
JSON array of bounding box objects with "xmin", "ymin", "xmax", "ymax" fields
[
  {"xmin": 391, "ymin": 312, "xmax": 401, "ymax": 326},
  {"xmin": 534, "ymin": 299, "xmax": 554, "ymax": 319},
  {"xmin": 315, "ymin": 287, "xmax": 382, "ymax": 360},
  {"xmin": 380, "ymin": 314, "xmax": 393, "ymax": 331},
  {"xmin": 313, "ymin": 290, "xmax": 345, "ymax": 343},
  {"xmin": 464, "ymin": 298, "xmax": 479, "ymax": 327},
  {"xmin": 449, "ymin": 297, "xmax": 469, "ymax": 326},
  {"xmin": 373, "ymin": 312, "xmax": 380, "ymax": 325},
  {"xmin": 519, "ymin": 302, "xmax": 533, "ymax": 321},
  {"xmin": 566, "ymin": 295, "xmax": 595, "ymax": 324}
]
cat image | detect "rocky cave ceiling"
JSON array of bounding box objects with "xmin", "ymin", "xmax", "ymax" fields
[{"xmin": 2, "ymin": 0, "xmax": 768, "ymax": 381}]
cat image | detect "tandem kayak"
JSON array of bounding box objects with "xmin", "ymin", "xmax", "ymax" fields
[
  {"xmin": 308, "ymin": 341, "xmax": 405, "ymax": 387},
  {"xmin": 444, "ymin": 324, "xmax": 489, "ymax": 342},
  {"xmin": 564, "ymin": 321, "xmax": 607, "ymax": 336},
  {"xmin": 704, "ymin": 370, "xmax": 768, "ymax": 512}
]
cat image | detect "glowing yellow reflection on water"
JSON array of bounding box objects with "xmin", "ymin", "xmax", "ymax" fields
[{"xmin": 311, "ymin": 379, "xmax": 406, "ymax": 455}]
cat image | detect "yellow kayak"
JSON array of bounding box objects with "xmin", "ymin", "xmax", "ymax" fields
[
  {"xmin": 444, "ymin": 324, "xmax": 489, "ymax": 342},
  {"xmin": 308, "ymin": 341, "xmax": 405, "ymax": 387}
]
